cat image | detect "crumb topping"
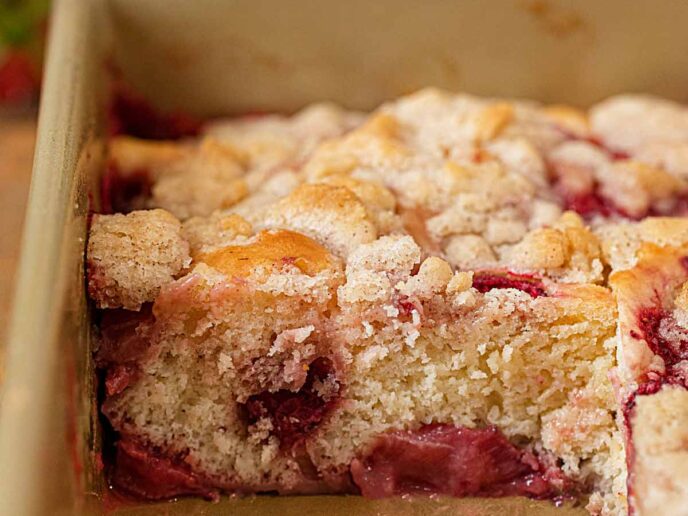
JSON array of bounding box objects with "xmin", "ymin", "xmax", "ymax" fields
[
  {"xmin": 88, "ymin": 209, "xmax": 190, "ymax": 310},
  {"xmin": 88, "ymin": 89, "xmax": 688, "ymax": 515}
]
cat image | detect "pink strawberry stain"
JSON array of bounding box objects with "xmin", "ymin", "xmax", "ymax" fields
[{"xmin": 472, "ymin": 272, "xmax": 547, "ymax": 298}]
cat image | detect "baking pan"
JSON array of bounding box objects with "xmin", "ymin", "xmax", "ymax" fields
[{"xmin": 4, "ymin": 0, "xmax": 688, "ymax": 514}]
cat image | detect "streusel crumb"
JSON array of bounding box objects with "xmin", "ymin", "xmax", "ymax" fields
[{"xmin": 88, "ymin": 209, "xmax": 190, "ymax": 310}]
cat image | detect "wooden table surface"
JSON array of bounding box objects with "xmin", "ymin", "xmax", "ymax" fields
[{"xmin": 0, "ymin": 116, "xmax": 36, "ymax": 347}]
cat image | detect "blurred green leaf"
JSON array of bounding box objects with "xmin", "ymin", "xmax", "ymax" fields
[{"xmin": 0, "ymin": 0, "xmax": 50, "ymax": 47}]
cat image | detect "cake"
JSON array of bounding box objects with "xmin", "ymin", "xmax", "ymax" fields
[{"xmin": 88, "ymin": 90, "xmax": 688, "ymax": 515}]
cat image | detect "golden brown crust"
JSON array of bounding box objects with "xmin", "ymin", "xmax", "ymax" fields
[
  {"xmin": 472, "ymin": 102, "xmax": 514, "ymax": 142},
  {"xmin": 597, "ymin": 217, "xmax": 688, "ymax": 272},
  {"xmin": 260, "ymin": 183, "xmax": 377, "ymax": 258},
  {"xmin": 195, "ymin": 229, "xmax": 338, "ymax": 279},
  {"xmin": 182, "ymin": 212, "xmax": 253, "ymax": 255},
  {"xmin": 505, "ymin": 212, "xmax": 603, "ymax": 283}
]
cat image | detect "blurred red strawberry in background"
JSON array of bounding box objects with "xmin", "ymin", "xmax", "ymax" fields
[
  {"xmin": 0, "ymin": 50, "xmax": 38, "ymax": 104},
  {"xmin": 0, "ymin": 0, "xmax": 49, "ymax": 109}
]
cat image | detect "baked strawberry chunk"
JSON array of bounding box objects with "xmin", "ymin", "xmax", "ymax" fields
[{"xmin": 350, "ymin": 424, "xmax": 574, "ymax": 499}]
